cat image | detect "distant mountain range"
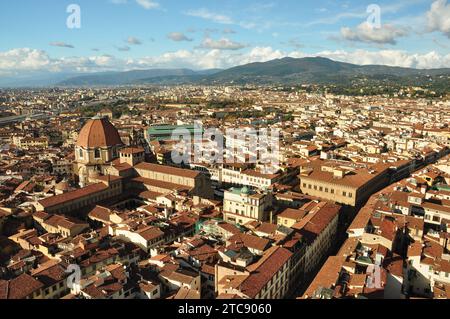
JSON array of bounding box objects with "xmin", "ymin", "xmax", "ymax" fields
[
  {"xmin": 203, "ymin": 57, "xmax": 450, "ymax": 85},
  {"xmin": 57, "ymin": 68, "xmax": 222, "ymax": 86},
  {"xmin": 1, "ymin": 57, "xmax": 449, "ymax": 87}
]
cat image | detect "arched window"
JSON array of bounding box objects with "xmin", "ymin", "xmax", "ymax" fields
[
  {"xmin": 94, "ymin": 148, "xmax": 101, "ymax": 159},
  {"xmin": 79, "ymin": 149, "xmax": 84, "ymax": 158}
]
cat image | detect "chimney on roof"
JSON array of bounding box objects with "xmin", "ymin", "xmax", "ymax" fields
[
  {"xmin": 420, "ymin": 184, "xmax": 427, "ymax": 194},
  {"xmin": 333, "ymin": 169, "xmax": 345, "ymax": 179}
]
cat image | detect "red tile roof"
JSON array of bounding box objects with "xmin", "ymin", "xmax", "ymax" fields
[
  {"xmin": 38, "ymin": 182, "xmax": 109, "ymax": 208},
  {"xmin": 0, "ymin": 273, "xmax": 44, "ymax": 299},
  {"xmin": 76, "ymin": 117, "xmax": 123, "ymax": 148},
  {"xmin": 303, "ymin": 256, "xmax": 345, "ymax": 298},
  {"xmin": 240, "ymin": 246, "xmax": 292, "ymax": 298},
  {"xmin": 135, "ymin": 162, "xmax": 200, "ymax": 179},
  {"xmin": 227, "ymin": 233, "xmax": 270, "ymax": 252}
]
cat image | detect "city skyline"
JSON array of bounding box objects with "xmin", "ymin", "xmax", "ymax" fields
[
  {"xmin": 1, "ymin": 0, "xmax": 450, "ymax": 306},
  {"xmin": 1, "ymin": 0, "xmax": 450, "ymax": 78}
]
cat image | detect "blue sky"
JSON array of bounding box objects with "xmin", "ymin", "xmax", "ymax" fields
[{"xmin": 0, "ymin": 0, "xmax": 449, "ymax": 75}]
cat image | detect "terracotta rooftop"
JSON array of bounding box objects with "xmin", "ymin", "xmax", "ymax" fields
[
  {"xmin": 301, "ymin": 159, "xmax": 391, "ymax": 189},
  {"xmin": 293, "ymin": 202, "xmax": 341, "ymax": 242},
  {"xmin": 134, "ymin": 162, "xmax": 200, "ymax": 179},
  {"xmin": 0, "ymin": 273, "xmax": 44, "ymax": 299},
  {"xmin": 76, "ymin": 116, "xmax": 123, "ymax": 148},
  {"xmin": 38, "ymin": 182, "xmax": 109, "ymax": 208},
  {"xmin": 120, "ymin": 147, "xmax": 145, "ymax": 154},
  {"xmin": 240, "ymin": 246, "xmax": 292, "ymax": 298},
  {"xmin": 303, "ymin": 256, "xmax": 345, "ymax": 298},
  {"xmin": 137, "ymin": 226, "xmax": 164, "ymax": 241},
  {"xmin": 227, "ymin": 233, "xmax": 270, "ymax": 252},
  {"xmin": 278, "ymin": 208, "xmax": 308, "ymax": 221}
]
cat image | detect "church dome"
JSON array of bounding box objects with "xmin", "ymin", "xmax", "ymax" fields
[{"xmin": 76, "ymin": 116, "xmax": 123, "ymax": 148}]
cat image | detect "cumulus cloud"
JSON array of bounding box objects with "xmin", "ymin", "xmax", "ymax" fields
[
  {"xmin": 49, "ymin": 42, "xmax": 75, "ymax": 48},
  {"xmin": 199, "ymin": 37, "xmax": 246, "ymax": 50},
  {"xmin": 126, "ymin": 36, "xmax": 142, "ymax": 45},
  {"xmin": 0, "ymin": 48, "xmax": 51, "ymax": 71},
  {"xmin": 167, "ymin": 32, "xmax": 193, "ymax": 42},
  {"xmin": 0, "ymin": 47, "xmax": 449, "ymax": 76},
  {"xmin": 426, "ymin": 0, "xmax": 450, "ymax": 38},
  {"xmin": 341, "ymin": 22, "xmax": 409, "ymax": 45},
  {"xmin": 308, "ymin": 49, "xmax": 450, "ymax": 69},
  {"xmin": 135, "ymin": 0, "xmax": 159, "ymax": 10},
  {"xmin": 239, "ymin": 47, "xmax": 286, "ymax": 64}
]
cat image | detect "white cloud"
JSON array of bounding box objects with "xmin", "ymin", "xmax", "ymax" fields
[
  {"xmin": 186, "ymin": 8, "xmax": 234, "ymax": 24},
  {"xmin": 426, "ymin": 0, "xmax": 450, "ymax": 38},
  {"xmin": 0, "ymin": 47, "xmax": 449, "ymax": 76},
  {"xmin": 167, "ymin": 32, "xmax": 193, "ymax": 42},
  {"xmin": 306, "ymin": 1, "xmax": 424, "ymax": 27},
  {"xmin": 341, "ymin": 22, "xmax": 409, "ymax": 45},
  {"xmin": 308, "ymin": 49, "xmax": 450, "ymax": 69},
  {"xmin": 165, "ymin": 48, "xmax": 449, "ymax": 69},
  {"xmin": 0, "ymin": 48, "xmax": 51, "ymax": 71},
  {"xmin": 306, "ymin": 11, "xmax": 366, "ymax": 27},
  {"xmin": 135, "ymin": 0, "xmax": 159, "ymax": 10},
  {"xmin": 238, "ymin": 47, "xmax": 286, "ymax": 64},
  {"xmin": 185, "ymin": 8, "xmax": 274, "ymax": 32},
  {"xmin": 199, "ymin": 37, "xmax": 246, "ymax": 50}
]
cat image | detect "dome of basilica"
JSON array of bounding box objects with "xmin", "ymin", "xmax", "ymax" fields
[{"xmin": 76, "ymin": 116, "xmax": 123, "ymax": 149}]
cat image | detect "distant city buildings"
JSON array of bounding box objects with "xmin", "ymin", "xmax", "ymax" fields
[{"xmin": 0, "ymin": 85, "xmax": 449, "ymax": 300}]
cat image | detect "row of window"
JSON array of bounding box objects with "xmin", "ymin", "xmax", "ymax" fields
[
  {"xmin": 302, "ymin": 183, "xmax": 353, "ymax": 198},
  {"xmin": 55, "ymin": 190, "xmax": 116, "ymax": 214},
  {"xmin": 424, "ymin": 214, "xmax": 441, "ymax": 223},
  {"xmin": 79, "ymin": 148, "xmax": 118, "ymax": 159},
  {"xmin": 43, "ymin": 281, "xmax": 65, "ymax": 296},
  {"xmin": 223, "ymin": 171, "xmax": 271, "ymax": 186}
]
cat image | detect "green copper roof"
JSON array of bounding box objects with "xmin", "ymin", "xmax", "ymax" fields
[
  {"xmin": 147, "ymin": 124, "xmax": 204, "ymax": 141},
  {"xmin": 229, "ymin": 186, "xmax": 253, "ymax": 195}
]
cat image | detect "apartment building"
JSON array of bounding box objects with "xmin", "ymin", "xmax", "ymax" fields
[
  {"xmin": 216, "ymin": 246, "xmax": 292, "ymax": 299},
  {"xmin": 303, "ymin": 236, "xmax": 406, "ymax": 299},
  {"xmin": 299, "ymin": 159, "xmax": 391, "ymax": 206},
  {"xmin": 406, "ymin": 240, "xmax": 450, "ymax": 298},
  {"xmin": 283, "ymin": 202, "xmax": 341, "ymax": 293},
  {"xmin": 16, "ymin": 137, "xmax": 49, "ymax": 150},
  {"xmin": 223, "ymin": 187, "xmax": 272, "ymax": 225},
  {"xmin": 133, "ymin": 162, "xmax": 213, "ymax": 198},
  {"xmin": 30, "ymin": 261, "xmax": 69, "ymax": 299},
  {"xmin": 110, "ymin": 225, "xmax": 165, "ymax": 253},
  {"xmin": 220, "ymin": 165, "xmax": 281, "ymax": 190},
  {"xmin": 35, "ymin": 177, "xmax": 123, "ymax": 214},
  {"xmin": 32, "ymin": 211, "xmax": 89, "ymax": 237}
]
